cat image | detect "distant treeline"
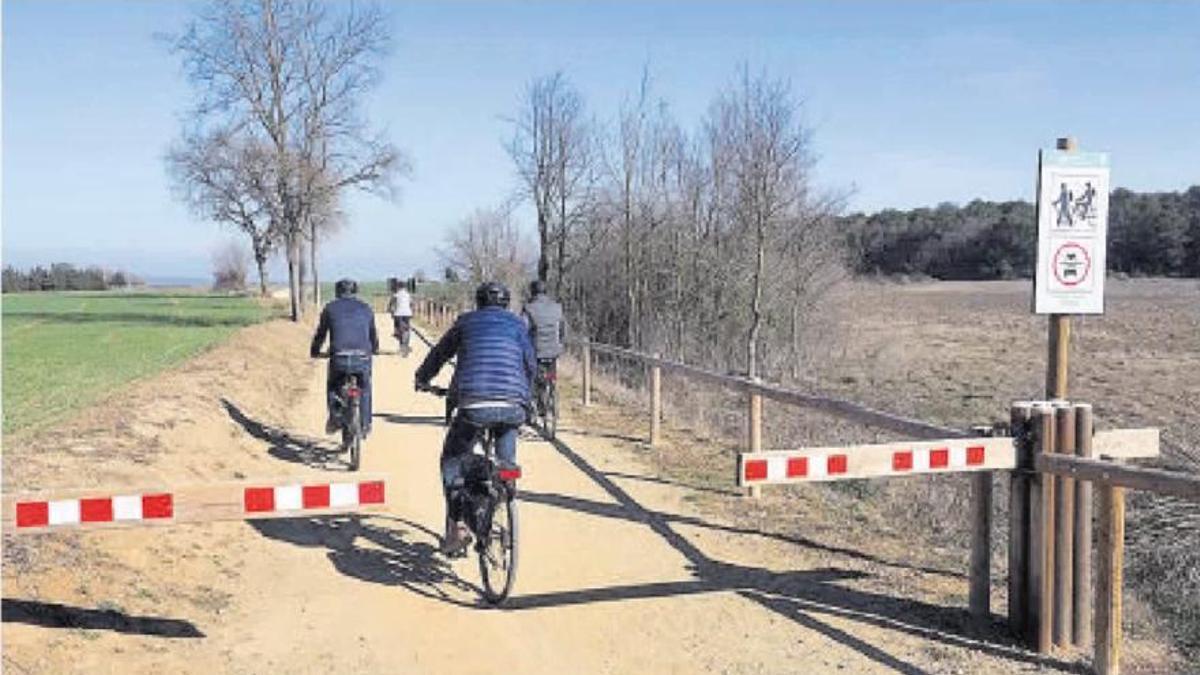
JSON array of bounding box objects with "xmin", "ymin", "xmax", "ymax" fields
[
  {"xmin": 842, "ymin": 186, "xmax": 1200, "ymax": 279},
  {"xmin": 2, "ymin": 264, "xmax": 143, "ymax": 293}
]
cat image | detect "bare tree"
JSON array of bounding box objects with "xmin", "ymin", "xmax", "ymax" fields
[
  {"xmin": 506, "ymin": 72, "xmax": 592, "ymax": 291},
  {"xmin": 515, "ymin": 66, "xmax": 845, "ymax": 384},
  {"xmin": 438, "ymin": 206, "xmax": 535, "ymax": 294},
  {"xmin": 707, "ymin": 70, "xmax": 814, "ymax": 378},
  {"xmin": 211, "ymin": 238, "xmax": 250, "ymax": 291},
  {"xmin": 170, "ymin": 0, "xmax": 407, "ymax": 321},
  {"xmin": 167, "ymin": 127, "xmax": 278, "ymax": 296}
]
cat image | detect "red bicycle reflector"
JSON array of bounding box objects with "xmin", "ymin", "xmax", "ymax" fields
[
  {"xmin": 347, "ymin": 387, "xmax": 361, "ymax": 398},
  {"xmin": 498, "ymin": 467, "xmax": 522, "ymax": 481}
]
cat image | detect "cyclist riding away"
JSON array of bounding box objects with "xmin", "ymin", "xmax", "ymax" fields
[
  {"xmin": 521, "ymin": 279, "xmax": 565, "ymax": 410},
  {"xmin": 386, "ymin": 277, "xmax": 413, "ymax": 354},
  {"xmin": 415, "ymin": 281, "xmax": 535, "ymax": 555},
  {"xmin": 311, "ymin": 278, "xmax": 379, "ymax": 437}
]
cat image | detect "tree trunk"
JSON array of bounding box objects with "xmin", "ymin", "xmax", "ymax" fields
[
  {"xmin": 537, "ymin": 209, "xmax": 550, "ymax": 282},
  {"xmin": 298, "ymin": 239, "xmax": 308, "ymax": 307},
  {"xmin": 255, "ymin": 253, "xmax": 269, "ymax": 298},
  {"xmin": 310, "ymin": 219, "xmax": 321, "ymax": 307},
  {"xmin": 287, "ymin": 236, "xmax": 301, "ymax": 322},
  {"xmin": 748, "ymin": 213, "xmax": 765, "ymax": 379}
]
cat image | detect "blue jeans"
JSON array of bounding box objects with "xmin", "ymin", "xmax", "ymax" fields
[
  {"xmin": 441, "ymin": 404, "xmax": 525, "ymax": 520},
  {"xmin": 327, "ymin": 353, "xmax": 372, "ymax": 434}
]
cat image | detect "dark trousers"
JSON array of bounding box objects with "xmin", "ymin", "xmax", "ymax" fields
[
  {"xmin": 392, "ymin": 315, "xmax": 411, "ymax": 345},
  {"xmin": 327, "ymin": 353, "xmax": 372, "ymax": 433},
  {"xmin": 441, "ymin": 405, "xmax": 525, "ymax": 521}
]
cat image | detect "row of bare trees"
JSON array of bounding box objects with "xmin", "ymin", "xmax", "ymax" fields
[
  {"xmin": 166, "ymin": 0, "xmax": 407, "ymax": 319},
  {"xmin": 502, "ymin": 68, "xmax": 846, "ymax": 382}
]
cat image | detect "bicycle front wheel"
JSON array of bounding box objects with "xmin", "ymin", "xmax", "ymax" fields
[{"xmin": 479, "ymin": 494, "xmax": 518, "ymax": 605}]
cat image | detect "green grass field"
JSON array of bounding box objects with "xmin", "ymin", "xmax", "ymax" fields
[{"xmin": 2, "ymin": 292, "xmax": 279, "ymax": 434}]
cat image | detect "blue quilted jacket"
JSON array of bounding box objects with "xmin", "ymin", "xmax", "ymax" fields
[{"xmin": 416, "ymin": 307, "xmax": 535, "ymax": 406}]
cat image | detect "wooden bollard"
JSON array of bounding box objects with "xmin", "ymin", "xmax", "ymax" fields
[
  {"xmin": 969, "ymin": 465, "xmax": 994, "ymax": 623},
  {"xmin": 1095, "ymin": 483, "xmax": 1124, "ymax": 675},
  {"xmin": 1054, "ymin": 403, "xmax": 1076, "ymax": 647},
  {"xmin": 747, "ymin": 382, "xmax": 763, "ymax": 499},
  {"xmin": 1073, "ymin": 403, "xmax": 1094, "ymax": 649},
  {"xmin": 1029, "ymin": 403, "xmax": 1056, "ymax": 653},
  {"xmin": 581, "ymin": 341, "xmax": 592, "ymax": 407},
  {"xmin": 649, "ymin": 356, "xmax": 662, "ymax": 447},
  {"xmin": 1008, "ymin": 402, "xmax": 1034, "ymax": 640}
]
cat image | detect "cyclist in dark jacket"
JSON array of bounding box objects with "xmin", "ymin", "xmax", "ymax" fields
[
  {"xmin": 415, "ymin": 281, "xmax": 535, "ymax": 554},
  {"xmin": 521, "ymin": 279, "xmax": 565, "ymax": 415},
  {"xmin": 311, "ymin": 278, "xmax": 379, "ymax": 436}
]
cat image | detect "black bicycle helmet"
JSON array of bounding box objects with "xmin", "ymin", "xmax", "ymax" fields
[
  {"xmin": 529, "ymin": 279, "xmax": 547, "ymax": 297},
  {"xmin": 475, "ymin": 281, "xmax": 510, "ymax": 309},
  {"xmin": 335, "ymin": 278, "xmax": 358, "ymax": 298}
]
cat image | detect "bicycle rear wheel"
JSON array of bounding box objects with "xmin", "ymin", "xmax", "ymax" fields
[
  {"xmin": 478, "ymin": 493, "xmax": 518, "ymax": 605},
  {"xmin": 346, "ymin": 401, "xmax": 362, "ymax": 471},
  {"xmin": 544, "ymin": 381, "xmax": 558, "ymax": 440}
]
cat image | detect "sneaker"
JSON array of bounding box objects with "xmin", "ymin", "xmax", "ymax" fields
[
  {"xmin": 440, "ymin": 521, "xmax": 473, "ymax": 557},
  {"xmin": 325, "ymin": 416, "xmax": 339, "ymax": 434}
]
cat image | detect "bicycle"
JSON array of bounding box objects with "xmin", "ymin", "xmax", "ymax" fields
[
  {"xmin": 534, "ymin": 359, "xmax": 558, "ymax": 440},
  {"xmin": 419, "ymin": 384, "xmax": 520, "ymax": 605},
  {"xmin": 326, "ymin": 351, "xmax": 368, "ymax": 471}
]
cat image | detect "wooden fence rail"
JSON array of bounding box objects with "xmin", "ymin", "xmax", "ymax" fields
[{"xmin": 575, "ymin": 340, "xmax": 968, "ymax": 441}]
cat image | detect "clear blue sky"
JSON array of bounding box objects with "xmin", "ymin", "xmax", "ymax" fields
[{"xmin": 4, "ymin": 1, "xmax": 1199, "ymax": 281}]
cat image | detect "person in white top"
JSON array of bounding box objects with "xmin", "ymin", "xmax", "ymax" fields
[{"xmin": 386, "ymin": 277, "xmax": 414, "ymax": 356}]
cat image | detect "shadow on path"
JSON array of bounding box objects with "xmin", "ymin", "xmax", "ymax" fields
[
  {"xmin": 245, "ymin": 428, "xmax": 1083, "ymax": 673},
  {"xmin": 1, "ymin": 599, "xmax": 204, "ymax": 638},
  {"xmin": 519, "ymin": 489, "xmax": 967, "ymax": 580},
  {"xmin": 374, "ymin": 412, "xmax": 446, "ymax": 427},
  {"xmin": 521, "ymin": 436, "xmax": 1086, "ymax": 674},
  {"xmin": 249, "ymin": 515, "xmax": 481, "ymax": 606},
  {"xmin": 221, "ymin": 398, "xmax": 350, "ymax": 471}
]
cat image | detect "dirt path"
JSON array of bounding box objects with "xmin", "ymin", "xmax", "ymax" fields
[{"xmin": 4, "ymin": 317, "xmax": 1118, "ymax": 674}]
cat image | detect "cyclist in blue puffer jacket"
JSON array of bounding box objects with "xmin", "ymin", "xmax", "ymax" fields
[{"xmin": 415, "ymin": 281, "xmax": 535, "ymax": 554}]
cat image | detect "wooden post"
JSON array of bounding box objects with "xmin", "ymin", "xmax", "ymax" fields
[
  {"xmin": 1045, "ymin": 137, "xmax": 1076, "ymax": 401},
  {"xmin": 1008, "ymin": 402, "xmax": 1034, "ymax": 639},
  {"xmin": 969, "ymin": 470, "xmax": 994, "ymax": 624},
  {"xmin": 1073, "ymin": 403, "xmax": 1094, "ymax": 649},
  {"xmin": 747, "ymin": 382, "xmax": 763, "ymax": 499},
  {"xmin": 1053, "ymin": 403, "xmax": 1076, "ymax": 647},
  {"xmin": 1029, "ymin": 403, "xmax": 1056, "ymax": 653},
  {"xmin": 581, "ymin": 341, "xmax": 592, "ymax": 407},
  {"xmin": 1095, "ymin": 483, "xmax": 1125, "ymax": 675},
  {"xmin": 649, "ymin": 356, "xmax": 662, "ymax": 447}
]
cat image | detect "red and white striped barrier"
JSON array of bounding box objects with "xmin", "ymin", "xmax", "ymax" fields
[
  {"xmin": 738, "ymin": 437, "xmax": 1015, "ymax": 486},
  {"xmin": 14, "ymin": 492, "xmax": 174, "ymax": 530},
  {"xmin": 243, "ymin": 479, "xmax": 384, "ymax": 516},
  {"xmin": 3, "ymin": 475, "xmax": 389, "ymax": 534}
]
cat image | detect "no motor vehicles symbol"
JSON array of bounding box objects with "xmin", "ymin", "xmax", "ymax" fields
[{"xmin": 1052, "ymin": 242, "xmax": 1091, "ymax": 287}]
